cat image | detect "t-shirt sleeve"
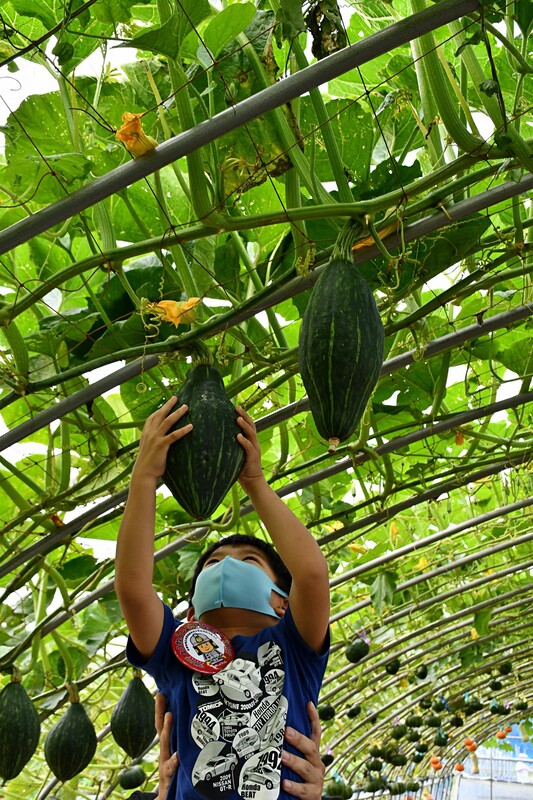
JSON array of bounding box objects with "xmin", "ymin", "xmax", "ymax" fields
[
  {"xmin": 280, "ymin": 605, "xmax": 330, "ymax": 700},
  {"xmin": 126, "ymin": 603, "xmax": 180, "ymax": 688}
]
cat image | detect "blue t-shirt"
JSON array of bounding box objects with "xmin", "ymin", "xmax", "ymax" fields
[{"xmin": 127, "ymin": 604, "xmax": 329, "ymax": 800}]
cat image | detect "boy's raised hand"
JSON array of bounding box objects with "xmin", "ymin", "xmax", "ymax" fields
[
  {"xmin": 134, "ymin": 397, "xmax": 192, "ymax": 480},
  {"xmin": 236, "ymin": 407, "xmax": 264, "ymax": 491}
]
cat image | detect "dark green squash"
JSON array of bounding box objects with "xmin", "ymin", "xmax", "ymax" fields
[
  {"xmin": 0, "ymin": 678, "xmax": 41, "ymax": 781},
  {"xmin": 317, "ymin": 703, "xmax": 336, "ymax": 721},
  {"xmin": 163, "ymin": 364, "xmax": 245, "ymax": 519},
  {"xmin": 299, "ymin": 222, "xmax": 385, "ymax": 453},
  {"xmin": 118, "ymin": 765, "xmax": 147, "ymax": 789},
  {"xmin": 434, "ymin": 728, "xmax": 448, "ymax": 746},
  {"xmin": 111, "ymin": 674, "xmax": 156, "ymax": 758},
  {"xmin": 385, "ymin": 656, "xmax": 401, "ymax": 675},
  {"xmin": 345, "ymin": 637, "xmax": 370, "ymax": 663},
  {"xmin": 44, "ymin": 695, "xmax": 97, "ymax": 781}
]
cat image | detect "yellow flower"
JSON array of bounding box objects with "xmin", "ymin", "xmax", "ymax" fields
[
  {"xmin": 471, "ymin": 628, "xmax": 479, "ymax": 640},
  {"xmin": 415, "ymin": 556, "xmax": 429, "ymax": 571},
  {"xmin": 147, "ymin": 298, "xmax": 202, "ymax": 327},
  {"xmin": 116, "ymin": 112, "xmax": 158, "ymax": 157}
]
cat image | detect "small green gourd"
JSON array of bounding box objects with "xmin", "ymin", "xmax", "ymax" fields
[
  {"xmin": 44, "ymin": 684, "xmax": 97, "ymax": 781},
  {"xmin": 111, "ymin": 673, "xmax": 156, "ymax": 758},
  {"xmin": 0, "ymin": 676, "xmax": 41, "ymax": 781},
  {"xmin": 118, "ymin": 765, "xmax": 147, "ymax": 789}
]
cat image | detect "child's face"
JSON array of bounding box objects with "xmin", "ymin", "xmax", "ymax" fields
[
  {"xmin": 202, "ymin": 544, "xmax": 278, "ymax": 584},
  {"xmin": 192, "ymin": 544, "xmax": 287, "ymax": 619}
]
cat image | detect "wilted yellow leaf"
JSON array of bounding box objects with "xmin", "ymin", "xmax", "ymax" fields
[
  {"xmin": 455, "ymin": 429, "xmax": 465, "ymax": 446},
  {"xmin": 390, "ymin": 521, "xmax": 399, "ymax": 541},
  {"xmin": 116, "ymin": 112, "xmax": 158, "ymax": 157},
  {"xmin": 471, "ymin": 628, "xmax": 479, "ymax": 640},
  {"xmin": 147, "ymin": 298, "xmax": 202, "ymax": 327},
  {"xmin": 352, "ymin": 221, "xmax": 397, "ymax": 251},
  {"xmin": 349, "ymin": 543, "xmax": 367, "ymax": 554}
]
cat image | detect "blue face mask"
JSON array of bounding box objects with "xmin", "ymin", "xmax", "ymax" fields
[{"xmin": 191, "ymin": 557, "xmax": 288, "ymax": 620}]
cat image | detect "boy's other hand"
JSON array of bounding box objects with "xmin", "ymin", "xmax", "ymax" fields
[
  {"xmin": 281, "ymin": 702, "xmax": 325, "ymax": 800},
  {"xmin": 236, "ymin": 407, "xmax": 264, "ymax": 491},
  {"xmin": 155, "ymin": 693, "xmax": 179, "ymax": 800},
  {"xmin": 134, "ymin": 397, "xmax": 192, "ymax": 480}
]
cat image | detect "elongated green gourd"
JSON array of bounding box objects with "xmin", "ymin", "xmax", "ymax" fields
[
  {"xmin": 164, "ymin": 364, "xmax": 245, "ymax": 519},
  {"xmin": 0, "ymin": 679, "xmax": 40, "ymax": 781},
  {"xmin": 44, "ymin": 697, "xmax": 97, "ymax": 781},
  {"xmin": 110, "ymin": 674, "xmax": 156, "ymax": 758},
  {"xmin": 299, "ymin": 222, "xmax": 385, "ymax": 452}
]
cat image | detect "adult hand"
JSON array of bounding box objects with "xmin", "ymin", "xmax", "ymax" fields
[
  {"xmin": 281, "ymin": 702, "xmax": 325, "ymax": 800},
  {"xmin": 155, "ymin": 693, "xmax": 179, "ymax": 800}
]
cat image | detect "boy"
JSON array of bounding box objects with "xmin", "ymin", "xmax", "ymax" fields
[{"xmin": 115, "ymin": 398, "xmax": 330, "ymax": 800}]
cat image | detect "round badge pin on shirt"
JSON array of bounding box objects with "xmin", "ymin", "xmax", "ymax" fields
[{"xmin": 171, "ymin": 621, "xmax": 234, "ymax": 674}]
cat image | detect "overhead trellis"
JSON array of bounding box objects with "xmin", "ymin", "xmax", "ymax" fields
[{"xmin": 0, "ymin": 0, "xmax": 532, "ymax": 796}]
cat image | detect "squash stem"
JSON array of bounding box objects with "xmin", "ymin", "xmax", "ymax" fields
[
  {"xmin": 207, "ymin": 485, "xmax": 241, "ymax": 532},
  {"xmin": 332, "ymin": 218, "xmax": 366, "ymax": 262}
]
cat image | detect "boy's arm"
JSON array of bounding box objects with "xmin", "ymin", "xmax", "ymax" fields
[
  {"xmin": 115, "ymin": 398, "xmax": 192, "ymax": 660},
  {"xmin": 236, "ymin": 409, "xmax": 330, "ymax": 653}
]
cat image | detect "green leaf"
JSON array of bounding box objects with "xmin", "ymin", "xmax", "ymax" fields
[
  {"xmin": 479, "ymin": 79, "xmax": 500, "ymax": 97},
  {"xmin": 515, "ymin": 0, "xmax": 532, "ymax": 36},
  {"xmin": 78, "ymin": 603, "xmax": 113, "ymax": 656},
  {"xmin": 121, "ymin": 1, "xmax": 211, "ymax": 59},
  {"xmin": 201, "ymin": 3, "xmax": 256, "ymax": 60},
  {"xmin": 473, "ymin": 608, "xmax": 492, "ymax": 636},
  {"xmin": 57, "ymin": 555, "xmax": 98, "ymax": 586},
  {"xmin": 370, "ymin": 571, "xmax": 398, "ymax": 616},
  {"xmin": 277, "ymin": 0, "xmax": 306, "ymax": 39},
  {"xmin": 93, "ymin": 0, "xmax": 133, "ymax": 23},
  {"xmin": 11, "ymin": 0, "xmax": 56, "ymax": 28}
]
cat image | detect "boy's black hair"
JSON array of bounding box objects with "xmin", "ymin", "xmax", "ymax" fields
[{"xmin": 188, "ymin": 534, "xmax": 292, "ymax": 606}]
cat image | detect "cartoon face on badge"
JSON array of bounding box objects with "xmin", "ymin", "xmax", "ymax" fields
[
  {"xmin": 172, "ymin": 621, "xmax": 234, "ymax": 675},
  {"xmin": 192, "ymin": 631, "xmax": 219, "ymax": 657}
]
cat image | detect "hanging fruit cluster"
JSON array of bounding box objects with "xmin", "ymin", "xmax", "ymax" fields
[{"xmin": 0, "ymin": 670, "xmax": 156, "ymax": 789}]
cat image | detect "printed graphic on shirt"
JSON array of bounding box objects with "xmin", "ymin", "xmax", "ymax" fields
[{"xmin": 190, "ymin": 642, "xmax": 286, "ymax": 800}]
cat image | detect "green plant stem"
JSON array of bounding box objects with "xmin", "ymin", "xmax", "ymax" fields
[
  {"xmin": 0, "ymin": 453, "xmax": 42, "ymax": 495},
  {"xmin": 235, "ymin": 31, "xmax": 331, "ymax": 205},
  {"xmin": 144, "ymin": 61, "xmax": 193, "ymax": 201},
  {"xmin": 207, "ymin": 485, "xmax": 241, "ymax": 531},
  {"xmin": 44, "ymin": 562, "xmax": 72, "ymax": 609},
  {"xmin": 0, "ymin": 469, "xmax": 32, "ymax": 512},
  {"xmin": 229, "ymin": 231, "xmax": 288, "ymax": 349},
  {"xmin": 409, "ymin": 0, "xmax": 488, "ymax": 156},
  {"xmin": 430, "ymin": 350, "xmax": 451, "ymax": 420},
  {"xmin": 0, "ymin": 320, "xmax": 29, "ymax": 383},
  {"xmin": 408, "ymin": 16, "xmax": 444, "ymax": 165},
  {"xmin": 290, "ymin": 37, "xmax": 353, "ymax": 203},
  {"xmin": 0, "ymin": 153, "xmax": 509, "ymax": 325},
  {"xmin": 151, "ymin": 172, "xmax": 198, "ymax": 298},
  {"xmin": 93, "ymin": 199, "xmax": 116, "ymax": 251},
  {"xmin": 481, "ymin": 19, "xmax": 533, "ymax": 75},
  {"xmin": 30, "ymin": 572, "xmax": 49, "ymax": 669},
  {"xmin": 449, "ymin": 18, "xmax": 533, "ymax": 171},
  {"xmin": 156, "ymin": 0, "xmax": 217, "ymax": 222}
]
